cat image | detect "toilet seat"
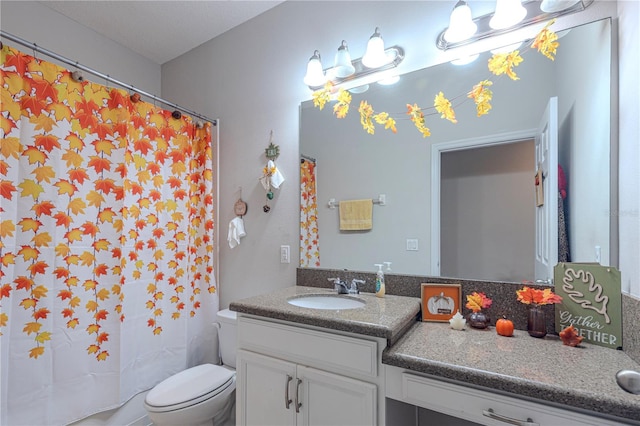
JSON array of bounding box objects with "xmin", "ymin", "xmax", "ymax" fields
[{"xmin": 145, "ymin": 364, "xmax": 235, "ymax": 413}]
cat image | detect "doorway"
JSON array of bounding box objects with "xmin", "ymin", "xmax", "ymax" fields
[
  {"xmin": 430, "ymin": 130, "xmax": 537, "ymax": 282},
  {"xmin": 440, "ymin": 140, "xmax": 535, "ymax": 282}
]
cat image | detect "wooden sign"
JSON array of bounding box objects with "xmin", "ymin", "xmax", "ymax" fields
[
  {"xmin": 554, "ymin": 263, "xmax": 622, "ymax": 350},
  {"xmin": 420, "ymin": 283, "xmax": 461, "ymax": 322}
]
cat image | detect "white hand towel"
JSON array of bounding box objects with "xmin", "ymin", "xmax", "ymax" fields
[
  {"xmin": 228, "ymin": 216, "xmax": 246, "ymax": 248},
  {"xmin": 268, "ymin": 160, "xmax": 285, "ymax": 189}
]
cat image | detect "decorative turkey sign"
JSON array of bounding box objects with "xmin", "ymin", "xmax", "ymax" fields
[{"xmin": 554, "ymin": 263, "xmax": 622, "ymax": 350}]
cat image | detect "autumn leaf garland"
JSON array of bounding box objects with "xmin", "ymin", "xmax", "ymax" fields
[{"xmin": 310, "ymin": 19, "xmax": 561, "ymax": 137}]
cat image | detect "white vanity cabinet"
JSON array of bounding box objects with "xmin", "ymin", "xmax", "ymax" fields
[
  {"xmin": 236, "ymin": 314, "xmax": 385, "ymax": 426},
  {"xmin": 385, "ymin": 365, "xmax": 629, "ymax": 426}
]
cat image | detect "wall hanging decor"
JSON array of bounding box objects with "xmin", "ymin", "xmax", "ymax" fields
[
  {"xmin": 229, "ymin": 188, "xmax": 247, "ymax": 248},
  {"xmin": 259, "ymin": 131, "xmax": 285, "ymax": 213}
]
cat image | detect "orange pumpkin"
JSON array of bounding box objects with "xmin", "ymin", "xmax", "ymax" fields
[{"xmin": 496, "ymin": 316, "xmax": 514, "ymax": 337}]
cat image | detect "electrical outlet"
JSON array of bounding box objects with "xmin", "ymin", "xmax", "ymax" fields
[
  {"xmin": 280, "ymin": 245, "xmax": 290, "ymax": 263},
  {"xmin": 406, "ymin": 239, "xmax": 419, "ymax": 251}
]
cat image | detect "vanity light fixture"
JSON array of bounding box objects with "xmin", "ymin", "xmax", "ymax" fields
[
  {"xmin": 437, "ymin": 0, "xmax": 593, "ymax": 51},
  {"xmin": 304, "ymin": 27, "xmax": 404, "ymax": 91}
]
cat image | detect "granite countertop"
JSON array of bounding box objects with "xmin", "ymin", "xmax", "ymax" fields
[
  {"xmin": 383, "ymin": 321, "xmax": 640, "ymax": 424},
  {"xmin": 229, "ymin": 285, "xmax": 421, "ymax": 345}
]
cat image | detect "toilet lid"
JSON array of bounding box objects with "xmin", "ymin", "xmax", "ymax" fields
[{"xmin": 146, "ymin": 364, "xmax": 235, "ymax": 408}]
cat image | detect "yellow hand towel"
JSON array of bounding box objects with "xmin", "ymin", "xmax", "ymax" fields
[{"xmin": 339, "ymin": 199, "xmax": 373, "ymax": 231}]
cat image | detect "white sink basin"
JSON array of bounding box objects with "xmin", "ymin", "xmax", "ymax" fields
[{"xmin": 287, "ymin": 295, "xmax": 365, "ymax": 310}]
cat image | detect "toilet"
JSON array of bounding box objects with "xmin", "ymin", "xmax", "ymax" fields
[{"xmin": 144, "ymin": 309, "xmax": 237, "ymax": 426}]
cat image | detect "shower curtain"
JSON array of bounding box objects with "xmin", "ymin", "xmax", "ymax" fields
[
  {"xmin": 300, "ymin": 158, "xmax": 320, "ymax": 267},
  {"xmin": 1, "ymin": 45, "xmax": 218, "ymax": 425}
]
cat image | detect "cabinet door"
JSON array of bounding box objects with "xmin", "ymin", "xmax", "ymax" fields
[
  {"xmin": 298, "ymin": 365, "xmax": 377, "ymax": 426},
  {"xmin": 237, "ymin": 349, "xmax": 297, "ymax": 426}
]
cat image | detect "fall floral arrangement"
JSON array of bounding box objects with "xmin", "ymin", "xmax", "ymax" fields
[
  {"xmin": 465, "ymin": 292, "xmax": 493, "ymax": 313},
  {"xmin": 516, "ymin": 286, "xmax": 563, "ymax": 306}
]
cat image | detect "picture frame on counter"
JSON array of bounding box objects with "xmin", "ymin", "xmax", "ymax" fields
[{"xmin": 421, "ymin": 283, "xmax": 462, "ymax": 322}]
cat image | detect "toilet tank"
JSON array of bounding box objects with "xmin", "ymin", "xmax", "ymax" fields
[{"xmin": 216, "ymin": 309, "xmax": 237, "ymax": 368}]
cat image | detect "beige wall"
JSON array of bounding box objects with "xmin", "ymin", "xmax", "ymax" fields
[{"xmin": 1, "ymin": 1, "xmax": 161, "ymax": 95}]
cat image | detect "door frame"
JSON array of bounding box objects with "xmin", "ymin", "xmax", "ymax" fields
[{"xmin": 430, "ymin": 129, "xmax": 536, "ymax": 276}]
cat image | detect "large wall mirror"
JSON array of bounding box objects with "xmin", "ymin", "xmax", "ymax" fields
[{"xmin": 299, "ymin": 18, "xmax": 616, "ymax": 283}]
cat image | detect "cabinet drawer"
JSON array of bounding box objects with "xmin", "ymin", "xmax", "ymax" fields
[
  {"xmin": 238, "ymin": 316, "xmax": 378, "ymax": 378},
  {"xmin": 401, "ymin": 372, "xmax": 622, "ymax": 426}
]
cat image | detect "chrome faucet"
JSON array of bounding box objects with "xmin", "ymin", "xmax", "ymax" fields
[
  {"xmin": 328, "ymin": 277, "xmax": 349, "ymax": 294},
  {"xmin": 328, "ymin": 278, "xmax": 365, "ymax": 294}
]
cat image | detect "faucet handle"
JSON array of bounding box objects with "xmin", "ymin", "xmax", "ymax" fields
[
  {"xmin": 349, "ymin": 279, "xmax": 364, "ymax": 294},
  {"xmin": 328, "ymin": 277, "xmax": 346, "ymax": 292}
]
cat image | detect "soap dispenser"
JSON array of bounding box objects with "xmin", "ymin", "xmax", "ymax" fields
[{"xmin": 374, "ymin": 264, "xmax": 385, "ymax": 298}]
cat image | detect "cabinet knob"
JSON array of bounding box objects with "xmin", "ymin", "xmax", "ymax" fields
[{"xmin": 482, "ymin": 408, "xmax": 539, "ymax": 426}]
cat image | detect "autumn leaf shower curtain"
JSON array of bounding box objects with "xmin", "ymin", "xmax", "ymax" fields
[
  {"xmin": 299, "ymin": 158, "xmax": 319, "ymax": 267},
  {"xmin": 0, "ymin": 45, "xmax": 218, "ymax": 425}
]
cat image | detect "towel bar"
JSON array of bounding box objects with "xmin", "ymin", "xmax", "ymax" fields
[{"xmin": 328, "ymin": 194, "xmax": 386, "ymax": 209}]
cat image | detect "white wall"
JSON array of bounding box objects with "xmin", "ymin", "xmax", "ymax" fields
[
  {"xmin": 0, "ymin": 1, "xmax": 161, "ymax": 96},
  {"xmin": 556, "ymin": 18, "xmax": 611, "ymax": 265},
  {"xmin": 617, "ymin": 1, "xmax": 640, "ymax": 296},
  {"xmin": 3, "ymin": 1, "xmax": 638, "ymax": 303}
]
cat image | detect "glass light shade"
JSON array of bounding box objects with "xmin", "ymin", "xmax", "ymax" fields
[
  {"xmin": 348, "ymin": 85, "xmax": 369, "ymax": 94},
  {"xmin": 303, "ymin": 50, "xmax": 327, "ymax": 87},
  {"xmin": 489, "ymin": 0, "xmax": 527, "ymax": 30},
  {"xmin": 490, "ymin": 41, "xmax": 523, "ymax": 54},
  {"xmin": 333, "ymin": 40, "xmax": 355, "ymax": 78},
  {"xmin": 444, "ymin": 1, "xmax": 477, "ymax": 43},
  {"xmin": 362, "ymin": 27, "xmax": 389, "ymax": 68},
  {"xmin": 540, "ymin": 0, "xmax": 580, "ymax": 13},
  {"xmin": 377, "ymin": 75, "xmax": 400, "ymax": 85},
  {"xmin": 451, "ymin": 53, "xmax": 479, "ymax": 66}
]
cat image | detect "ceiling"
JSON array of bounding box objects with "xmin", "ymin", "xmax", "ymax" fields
[{"xmin": 39, "ymin": 1, "xmax": 286, "ymax": 64}]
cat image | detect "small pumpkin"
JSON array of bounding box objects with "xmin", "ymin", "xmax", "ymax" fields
[{"xmin": 496, "ymin": 316, "xmax": 514, "ymax": 337}]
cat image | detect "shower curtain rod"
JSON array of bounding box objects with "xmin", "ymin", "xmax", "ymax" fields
[{"xmin": 1, "ymin": 31, "xmax": 218, "ymax": 125}]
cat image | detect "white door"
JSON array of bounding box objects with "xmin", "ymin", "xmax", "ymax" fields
[
  {"xmin": 298, "ymin": 365, "xmax": 377, "ymax": 426},
  {"xmin": 237, "ymin": 349, "xmax": 297, "ymax": 426},
  {"xmin": 534, "ymin": 97, "xmax": 558, "ymax": 284}
]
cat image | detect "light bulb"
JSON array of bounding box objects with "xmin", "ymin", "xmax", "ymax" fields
[
  {"xmin": 362, "ymin": 27, "xmax": 390, "ymax": 68},
  {"xmin": 333, "ymin": 40, "xmax": 355, "ymax": 78},
  {"xmin": 444, "ymin": 1, "xmax": 477, "ymax": 43},
  {"xmin": 303, "ymin": 50, "xmax": 327, "ymax": 87},
  {"xmin": 490, "ymin": 0, "xmax": 527, "ymax": 30}
]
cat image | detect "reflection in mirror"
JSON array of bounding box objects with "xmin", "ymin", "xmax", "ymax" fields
[{"xmin": 299, "ymin": 18, "xmax": 614, "ymax": 282}]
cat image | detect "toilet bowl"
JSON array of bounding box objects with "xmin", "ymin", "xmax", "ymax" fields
[{"xmin": 144, "ymin": 309, "xmax": 237, "ymax": 426}]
